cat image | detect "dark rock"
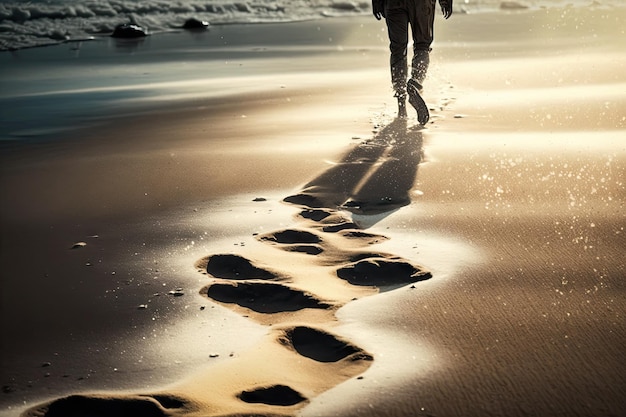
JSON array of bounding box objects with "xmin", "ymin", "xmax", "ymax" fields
[
  {"xmin": 183, "ymin": 18, "xmax": 209, "ymax": 30},
  {"xmin": 112, "ymin": 23, "xmax": 148, "ymax": 38}
]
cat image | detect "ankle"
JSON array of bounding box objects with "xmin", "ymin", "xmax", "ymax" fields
[{"xmin": 397, "ymin": 98, "xmax": 407, "ymax": 118}]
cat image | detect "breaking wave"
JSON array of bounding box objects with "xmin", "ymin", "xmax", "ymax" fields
[
  {"xmin": 0, "ymin": 1, "xmax": 372, "ymax": 51},
  {"xmin": 0, "ymin": 0, "xmax": 619, "ymax": 51}
]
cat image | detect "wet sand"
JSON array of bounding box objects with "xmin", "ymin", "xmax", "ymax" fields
[{"xmin": 1, "ymin": 6, "xmax": 625, "ymax": 417}]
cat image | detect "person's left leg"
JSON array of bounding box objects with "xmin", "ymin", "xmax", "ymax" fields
[{"xmin": 408, "ymin": 0, "xmax": 436, "ymax": 89}]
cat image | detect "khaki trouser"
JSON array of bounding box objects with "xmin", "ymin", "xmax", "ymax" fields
[{"xmin": 385, "ymin": 0, "xmax": 436, "ymax": 97}]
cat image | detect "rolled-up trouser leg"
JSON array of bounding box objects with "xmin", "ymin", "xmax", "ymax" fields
[
  {"xmin": 385, "ymin": 1, "xmax": 409, "ymax": 97},
  {"xmin": 411, "ymin": 49, "xmax": 430, "ymax": 90}
]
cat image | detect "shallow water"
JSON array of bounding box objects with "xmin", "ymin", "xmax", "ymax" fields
[
  {"xmin": 1, "ymin": 0, "xmax": 623, "ymax": 144},
  {"xmin": 0, "ymin": 17, "xmax": 386, "ymax": 143}
]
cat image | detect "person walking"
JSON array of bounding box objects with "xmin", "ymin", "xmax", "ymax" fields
[{"xmin": 373, "ymin": 0, "xmax": 453, "ymax": 124}]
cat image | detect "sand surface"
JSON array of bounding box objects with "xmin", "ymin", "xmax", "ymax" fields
[{"xmin": 1, "ymin": 6, "xmax": 625, "ymax": 417}]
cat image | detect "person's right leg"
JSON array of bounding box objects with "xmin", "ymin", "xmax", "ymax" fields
[{"xmin": 408, "ymin": 0, "xmax": 436, "ymax": 88}]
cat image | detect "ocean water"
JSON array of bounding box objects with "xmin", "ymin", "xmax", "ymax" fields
[
  {"xmin": 0, "ymin": 0, "xmax": 621, "ymax": 142},
  {"xmin": 0, "ymin": 0, "xmax": 618, "ymax": 51}
]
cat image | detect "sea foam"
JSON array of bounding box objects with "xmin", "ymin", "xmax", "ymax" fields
[
  {"xmin": 0, "ymin": 1, "xmax": 372, "ymax": 51},
  {"xmin": 1, "ymin": 0, "xmax": 616, "ymax": 51}
]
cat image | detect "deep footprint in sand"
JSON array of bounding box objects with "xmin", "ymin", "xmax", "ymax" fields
[
  {"xmin": 337, "ymin": 256, "xmax": 432, "ymax": 287},
  {"xmin": 258, "ymin": 228, "xmax": 322, "ymax": 244},
  {"xmin": 238, "ymin": 385, "xmax": 307, "ymax": 406},
  {"xmin": 321, "ymin": 222, "xmax": 359, "ymax": 233},
  {"xmin": 297, "ymin": 208, "xmax": 352, "ymax": 225},
  {"xmin": 257, "ymin": 228, "xmax": 325, "ymax": 255},
  {"xmin": 279, "ymin": 326, "xmax": 373, "ymax": 363},
  {"xmin": 298, "ymin": 208, "xmax": 333, "ymax": 222},
  {"xmin": 23, "ymin": 393, "xmax": 191, "ymax": 417},
  {"xmin": 275, "ymin": 244, "xmax": 324, "ymax": 255},
  {"xmin": 197, "ymin": 254, "xmax": 281, "ymax": 280},
  {"xmin": 202, "ymin": 281, "xmax": 333, "ymax": 313},
  {"xmin": 338, "ymin": 230, "xmax": 389, "ymax": 245}
]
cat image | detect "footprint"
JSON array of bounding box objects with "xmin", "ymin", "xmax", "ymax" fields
[
  {"xmin": 238, "ymin": 384, "xmax": 306, "ymax": 406},
  {"xmin": 199, "ymin": 254, "xmax": 280, "ymax": 280},
  {"xmin": 202, "ymin": 282, "xmax": 332, "ymax": 313},
  {"xmin": 339, "ymin": 230, "xmax": 389, "ymax": 245},
  {"xmin": 336, "ymin": 257, "xmax": 432, "ymax": 287},
  {"xmin": 258, "ymin": 229, "xmax": 322, "ymax": 244},
  {"xmin": 279, "ymin": 326, "xmax": 373, "ymax": 363},
  {"xmin": 23, "ymin": 393, "xmax": 190, "ymax": 417},
  {"xmin": 279, "ymin": 244, "xmax": 324, "ymax": 255},
  {"xmin": 298, "ymin": 208, "xmax": 333, "ymax": 222},
  {"xmin": 257, "ymin": 229, "xmax": 324, "ymax": 255},
  {"xmin": 321, "ymin": 222, "xmax": 359, "ymax": 233},
  {"xmin": 298, "ymin": 208, "xmax": 351, "ymax": 225}
]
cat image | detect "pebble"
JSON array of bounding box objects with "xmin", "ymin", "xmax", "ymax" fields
[
  {"xmin": 168, "ymin": 288, "xmax": 184, "ymax": 297},
  {"xmin": 71, "ymin": 242, "xmax": 87, "ymax": 249}
]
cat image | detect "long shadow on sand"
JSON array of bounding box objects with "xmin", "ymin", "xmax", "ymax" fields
[{"xmin": 285, "ymin": 118, "xmax": 424, "ymax": 220}]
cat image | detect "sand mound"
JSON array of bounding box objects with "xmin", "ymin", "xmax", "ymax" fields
[
  {"xmin": 336, "ymin": 257, "xmax": 432, "ymax": 287},
  {"xmin": 202, "ymin": 282, "xmax": 332, "ymax": 313},
  {"xmin": 24, "ymin": 393, "xmax": 190, "ymax": 417},
  {"xmin": 238, "ymin": 385, "xmax": 307, "ymax": 406},
  {"xmin": 348, "ymin": 252, "xmax": 400, "ymax": 262},
  {"xmin": 279, "ymin": 326, "xmax": 373, "ymax": 363}
]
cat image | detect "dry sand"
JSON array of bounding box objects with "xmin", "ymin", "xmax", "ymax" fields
[{"xmin": 1, "ymin": 5, "xmax": 625, "ymax": 417}]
